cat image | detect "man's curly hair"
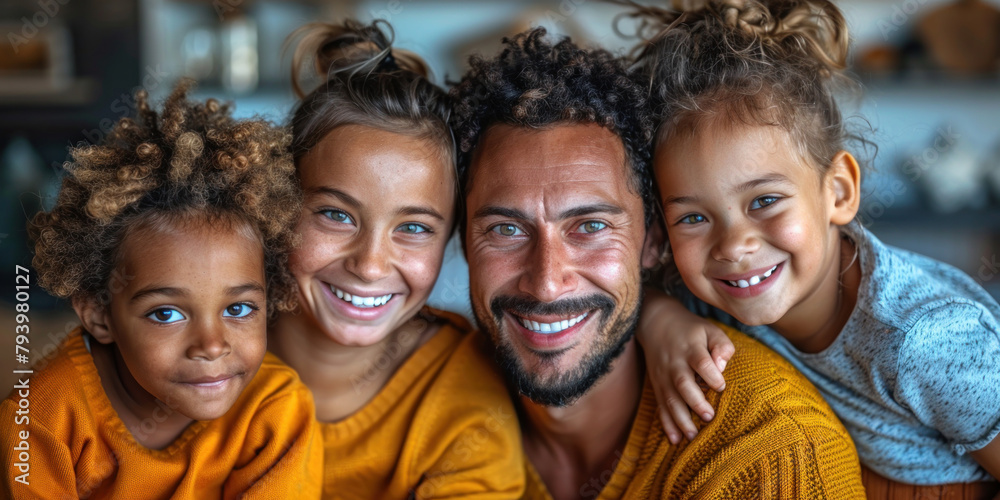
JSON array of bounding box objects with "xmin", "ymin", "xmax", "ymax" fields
[
  {"xmin": 450, "ymin": 27, "xmax": 657, "ymax": 227},
  {"xmin": 30, "ymin": 80, "xmax": 301, "ymax": 317}
]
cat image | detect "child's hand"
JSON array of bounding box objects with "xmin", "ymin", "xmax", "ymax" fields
[{"xmin": 639, "ymin": 288, "xmax": 735, "ymax": 444}]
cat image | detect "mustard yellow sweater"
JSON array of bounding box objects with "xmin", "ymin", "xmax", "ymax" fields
[
  {"xmin": 523, "ymin": 325, "xmax": 866, "ymax": 499},
  {"xmin": 0, "ymin": 328, "xmax": 323, "ymax": 499},
  {"xmin": 321, "ymin": 309, "xmax": 524, "ymax": 499}
]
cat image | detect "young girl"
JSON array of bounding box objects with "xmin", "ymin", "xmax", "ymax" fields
[
  {"xmin": 267, "ymin": 19, "xmax": 523, "ymax": 498},
  {"xmin": 626, "ymin": 0, "xmax": 1000, "ymax": 496},
  {"xmin": 1, "ymin": 81, "xmax": 322, "ymax": 498}
]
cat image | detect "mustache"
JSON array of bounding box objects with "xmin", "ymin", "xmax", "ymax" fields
[{"xmin": 490, "ymin": 294, "xmax": 615, "ymax": 323}]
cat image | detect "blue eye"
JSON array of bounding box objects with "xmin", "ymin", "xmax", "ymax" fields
[
  {"xmin": 398, "ymin": 223, "xmax": 429, "ymax": 234},
  {"xmin": 577, "ymin": 221, "xmax": 607, "ymax": 233},
  {"xmin": 678, "ymin": 214, "xmax": 706, "ymax": 225},
  {"xmin": 491, "ymin": 224, "xmax": 524, "ymax": 237},
  {"xmin": 750, "ymin": 196, "xmax": 779, "ymax": 210},
  {"xmin": 321, "ymin": 210, "xmax": 354, "ymax": 224},
  {"xmin": 147, "ymin": 308, "xmax": 185, "ymax": 324},
  {"xmin": 223, "ymin": 303, "xmax": 257, "ymax": 318}
]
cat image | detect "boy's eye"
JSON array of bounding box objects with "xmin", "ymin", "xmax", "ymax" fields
[
  {"xmin": 398, "ymin": 223, "xmax": 429, "ymax": 234},
  {"xmin": 321, "ymin": 210, "xmax": 354, "ymax": 224},
  {"xmin": 223, "ymin": 303, "xmax": 257, "ymax": 318},
  {"xmin": 148, "ymin": 308, "xmax": 185, "ymax": 324},
  {"xmin": 750, "ymin": 196, "xmax": 779, "ymax": 210},
  {"xmin": 577, "ymin": 221, "xmax": 607, "ymax": 234},
  {"xmin": 491, "ymin": 224, "xmax": 523, "ymax": 237},
  {"xmin": 678, "ymin": 214, "xmax": 706, "ymax": 225}
]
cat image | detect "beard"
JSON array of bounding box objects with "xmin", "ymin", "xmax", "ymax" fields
[{"xmin": 473, "ymin": 290, "xmax": 642, "ymax": 407}]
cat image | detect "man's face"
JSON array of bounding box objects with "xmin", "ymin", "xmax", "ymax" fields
[{"xmin": 464, "ymin": 123, "xmax": 658, "ymax": 407}]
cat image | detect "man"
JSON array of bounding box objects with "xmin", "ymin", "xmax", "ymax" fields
[{"xmin": 450, "ymin": 28, "xmax": 865, "ymax": 499}]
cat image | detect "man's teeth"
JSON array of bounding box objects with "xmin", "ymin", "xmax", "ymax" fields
[
  {"xmin": 727, "ymin": 265, "xmax": 778, "ymax": 289},
  {"xmin": 519, "ymin": 312, "xmax": 589, "ymax": 334},
  {"xmin": 331, "ymin": 285, "xmax": 392, "ymax": 308}
]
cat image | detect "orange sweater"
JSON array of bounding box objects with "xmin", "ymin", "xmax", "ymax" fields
[
  {"xmin": 523, "ymin": 325, "xmax": 866, "ymax": 499},
  {"xmin": 1, "ymin": 329, "xmax": 322, "ymax": 499},
  {"xmin": 321, "ymin": 310, "xmax": 524, "ymax": 499}
]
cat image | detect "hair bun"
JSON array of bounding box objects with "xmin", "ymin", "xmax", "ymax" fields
[{"xmin": 288, "ymin": 19, "xmax": 432, "ymax": 98}]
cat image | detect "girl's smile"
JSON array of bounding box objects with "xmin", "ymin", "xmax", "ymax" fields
[
  {"xmin": 287, "ymin": 124, "xmax": 456, "ymax": 347},
  {"xmin": 655, "ymin": 120, "xmax": 861, "ymax": 351}
]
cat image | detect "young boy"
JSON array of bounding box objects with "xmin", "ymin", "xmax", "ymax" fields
[{"xmin": 1, "ymin": 81, "xmax": 322, "ymax": 499}]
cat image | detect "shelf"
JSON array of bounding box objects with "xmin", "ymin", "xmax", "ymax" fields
[{"xmin": 863, "ymin": 206, "xmax": 1000, "ymax": 231}]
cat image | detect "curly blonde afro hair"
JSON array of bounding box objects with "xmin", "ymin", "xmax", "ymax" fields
[{"xmin": 30, "ymin": 79, "xmax": 301, "ymax": 317}]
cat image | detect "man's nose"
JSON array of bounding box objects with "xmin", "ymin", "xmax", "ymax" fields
[{"xmin": 518, "ymin": 228, "xmax": 578, "ymax": 303}]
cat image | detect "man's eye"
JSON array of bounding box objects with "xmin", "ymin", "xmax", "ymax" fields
[
  {"xmin": 678, "ymin": 214, "xmax": 706, "ymax": 225},
  {"xmin": 577, "ymin": 221, "xmax": 607, "ymax": 233},
  {"xmin": 321, "ymin": 210, "xmax": 353, "ymax": 224},
  {"xmin": 750, "ymin": 196, "xmax": 779, "ymax": 210},
  {"xmin": 224, "ymin": 303, "xmax": 257, "ymax": 318},
  {"xmin": 147, "ymin": 308, "xmax": 185, "ymax": 324},
  {"xmin": 491, "ymin": 224, "xmax": 523, "ymax": 237}
]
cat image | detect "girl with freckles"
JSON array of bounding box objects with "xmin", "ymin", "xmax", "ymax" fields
[
  {"xmin": 627, "ymin": 0, "xmax": 1000, "ymax": 497},
  {"xmin": 267, "ymin": 19, "xmax": 523, "ymax": 498},
  {"xmin": 0, "ymin": 81, "xmax": 322, "ymax": 498}
]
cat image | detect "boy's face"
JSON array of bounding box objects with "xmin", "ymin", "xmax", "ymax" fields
[
  {"xmin": 654, "ymin": 122, "xmax": 843, "ymax": 331},
  {"xmin": 103, "ymin": 219, "xmax": 268, "ymax": 421}
]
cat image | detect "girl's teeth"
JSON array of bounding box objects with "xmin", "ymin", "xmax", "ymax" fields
[
  {"xmin": 330, "ymin": 285, "xmax": 392, "ymax": 308},
  {"xmin": 726, "ymin": 265, "xmax": 779, "ymax": 288},
  {"xmin": 519, "ymin": 312, "xmax": 589, "ymax": 334}
]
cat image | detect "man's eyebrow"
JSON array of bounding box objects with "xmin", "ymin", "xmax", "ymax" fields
[
  {"xmin": 131, "ymin": 286, "xmax": 186, "ymax": 303},
  {"xmin": 557, "ymin": 203, "xmax": 624, "ymax": 219},
  {"xmin": 471, "ymin": 206, "xmax": 530, "ymax": 221},
  {"xmin": 306, "ymin": 187, "xmax": 361, "ymax": 209}
]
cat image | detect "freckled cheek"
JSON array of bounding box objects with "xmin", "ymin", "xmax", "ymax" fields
[
  {"xmin": 398, "ymin": 249, "xmax": 443, "ymax": 299},
  {"xmin": 289, "ymin": 231, "xmax": 348, "ymax": 278}
]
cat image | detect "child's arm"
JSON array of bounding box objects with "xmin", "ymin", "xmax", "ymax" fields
[
  {"xmin": 639, "ymin": 288, "xmax": 735, "ymax": 444},
  {"xmin": 970, "ymin": 438, "xmax": 1000, "ymax": 480}
]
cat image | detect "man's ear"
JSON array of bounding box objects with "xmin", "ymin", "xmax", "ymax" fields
[
  {"xmin": 827, "ymin": 151, "xmax": 861, "ymax": 226},
  {"xmin": 71, "ymin": 295, "xmax": 114, "ymax": 344},
  {"xmin": 641, "ymin": 220, "xmax": 666, "ymax": 270}
]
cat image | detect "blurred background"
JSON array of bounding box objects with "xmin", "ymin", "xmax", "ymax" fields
[{"xmin": 2, "ymin": 0, "xmax": 999, "ymax": 386}]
